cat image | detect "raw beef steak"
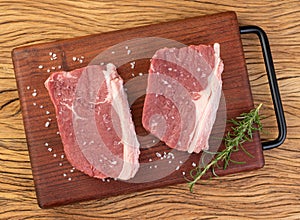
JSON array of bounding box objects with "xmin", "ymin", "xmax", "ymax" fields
[
  {"xmin": 45, "ymin": 64, "xmax": 140, "ymax": 180},
  {"xmin": 142, "ymin": 43, "xmax": 224, "ymax": 153}
]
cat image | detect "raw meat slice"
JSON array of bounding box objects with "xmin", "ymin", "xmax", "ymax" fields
[
  {"xmin": 45, "ymin": 64, "xmax": 140, "ymax": 180},
  {"xmin": 142, "ymin": 43, "xmax": 224, "ymax": 153}
]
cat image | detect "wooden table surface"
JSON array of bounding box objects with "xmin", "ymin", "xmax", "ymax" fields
[{"xmin": 0, "ymin": 0, "xmax": 299, "ymax": 219}]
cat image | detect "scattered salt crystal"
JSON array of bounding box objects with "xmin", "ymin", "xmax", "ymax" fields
[
  {"xmin": 70, "ymin": 169, "xmax": 74, "ymax": 173},
  {"xmin": 154, "ymin": 165, "xmax": 158, "ymax": 168},
  {"xmin": 138, "ymin": 72, "xmax": 143, "ymax": 76},
  {"xmin": 32, "ymin": 92, "xmax": 37, "ymax": 97},
  {"xmin": 192, "ymin": 162, "xmax": 197, "ymax": 167},
  {"xmin": 48, "ymin": 118, "xmax": 51, "ymax": 121},
  {"xmin": 80, "ymin": 56, "xmax": 84, "ymax": 59},
  {"xmin": 111, "ymin": 51, "xmax": 115, "ymax": 54},
  {"xmin": 107, "ymin": 179, "xmax": 110, "ymax": 182},
  {"xmin": 149, "ymin": 166, "xmax": 152, "ymax": 169},
  {"xmin": 68, "ymin": 177, "xmax": 72, "ymax": 181},
  {"xmin": 47, "ymin": 69, "xmax": 51, "ymax": 73},
  {"xmin": 197, "ymin": 67, "xmax": 201, "ymax": 72},
  {"xmin": 44, "ymin": 142, "xmax": 49, "ymax": 147},
  {"xmin": 111, "ymin": 161, "xmax": 117, "ymax": 165},
  {"xmin": 182, "ymin": 171, "xmax": 186, "ymax": 175},
  {"xmin": 56, "ymin": 131, "xmax": 60, "ymax": 135},
  {"xmin": 155, "ymin": 152, "xmax": 162, "ymax": 157},
  {"xmin": 53, "ymin": 153, "xmax": 57, "ymax": 157},
  {"xmin": 33, "ymin": 102, "xmax": 37, "ymax": 106},
  {"xmin": 58, "ymin": 65, "xmax": 62, "ymax": 69},
  {"xmin": 40, "ymin": 105, "xmax": 43, "ymax": 108},
  {"xmin": 149, "ymin": 158, "xmax": 152, "ymax": 162},
  {"xmin": 46, "ymin": 111, "xmax": 50, "ymax": 115},
  {"xmin": 79, "ymin": 59, "xmax": 83, "ymax": 63},
  {"xmin": 152, "ymin": 139, "xmax": 156, "ymax": 143},
  {"xmin": 45, "ymin": 121, "xmax": 50, "ymax": 127},
  {"xmin": 131, "ymin": 73, "xmax": 135, "ymax": 77},
  {"xmin": 127, "ymin": 49, "xmax": 131, "ymax": 55},
  {"xmin": 49, "ymin": 52, "xmax": 53, "ymax": 56},
  {"xmin": 169, "ymin": 161, "xmax": 172, "ymax": 164},
  {"xmin": 72, "ymin": 167, "xmax": 75, "ymax": 170},
  {"xmin": 72, "ymin": 57, "xmax": 77, "ymax": 61},
  {"xmin": 48, "ymin": 147, "xmax": 52, "ymax": 152},
  {"xmin": 175, "ymin": 166, "xmax": 180, "ymax": 170},
  {"xmin": 125, "ymin": 46, "xmax": 129, "ymax": 49},
  {"xmin": 168, "ymin": 67, "xmax": 172, "ymax": 71},
  {"xmin": 52, "ymin": 53, "xmax": 57, "ymax": 57},
  {"xmin": 114, "ymin": 178, "xmax": 117, "ymax": 181},
  {"xmin": 61, "ymin": 154, "xmax": 64, "ymax": 159},
  {"xmin": 26, "ymin": 86, "xmax": 30, "ymax": 90},
  {"xmin": 63, "ymin": 173, "xmax": 67, "ymax": 177},
  {"xmin": 102, "ymin": 179, "xmax": 105, "ymax": 182},
  {"xmin": 100, "ymin": 62, "xmax": 104, "ymax": 65},
  {"xmin": 59, "ymin": 162, "xmax": 63, "ymax": 166},
  {"xmin": 51, "ymin": 66, "xmax": 55, "ymax": 70},
  {"xmin": 38, "ymin": 65, "xmax": 43, "ymax": 69},
  {"xmin": 130, "ymin": 61, "xmax": 135, "ymax": 69}
]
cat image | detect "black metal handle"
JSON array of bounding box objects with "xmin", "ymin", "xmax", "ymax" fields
[{"xmin": 239, "ymin": 25, "xmax": 287, "ymax": 150}]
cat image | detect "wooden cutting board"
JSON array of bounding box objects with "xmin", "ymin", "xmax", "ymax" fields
[{"xmin": 12, "ymin": 11, "xmax": 264, "ymax": 208}]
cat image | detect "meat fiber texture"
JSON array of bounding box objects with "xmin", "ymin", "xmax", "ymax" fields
[
  {"xmin": 142, "ymin": 43, "xmax": 224, "ymax": 153},
  {"xmin": 45, "ymin": 64, "xmax": 140, "ymax": 180}
]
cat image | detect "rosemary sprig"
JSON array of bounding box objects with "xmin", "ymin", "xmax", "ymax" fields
[{"xmin": 187, "ymin": 103, "xmax": 263, "ymax": 192}]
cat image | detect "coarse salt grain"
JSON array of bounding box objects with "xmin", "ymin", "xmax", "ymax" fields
[
  {"xmin": 48, "ymin": 147, "xmax": 52, "ymax": 152},
  {"xmin": 182, "ymin": 171, "xmax": 186, "ymax": 175},
  {"xmin": 70, "ymin": 169, "xmax": 74, "ymax": 173},
  {"xmin": 138, "ymin": 72, "xmax": 143, "ymax": 76},
  {"xmin": 32, "ymin": 92, "xmax": 37, "ymax": 97},
  {"xmin": 44, "ymin": 142, "xmax": 49, "ymax": 147},
  {"xmin": 131, "ymin": 73, "xmax": 135, "ymax": 77},
  {"xmin": 192, "ymin": 162, "xmax": 197, "ymax": 167},
  {"xmin": 127, "ymin": 49, "xmax": 131, "ymax": 55},
  {"xmin": 53, "ymin": 154, "xmax": 57, "ymax": 157},
  {"xmin": 149, "ymin": 158, "xmax": 152, "ymax": 162},
  {"xmin": 155, "ymin": 152, "xmax": 161, "ymax": 158},
  {"xmin": 125, "ymin": 46, "xmax": 129, "ymax": 50},
  {"xmin": 63, "ymin": 173, "xmax": 67, "ymax": 177},
  {"xmin": 40, "ymin": 105, "xmax": 43, "ymax": 108},
  {"xmin": 47, "ymin": 69, "xmax": 51, "ymax": 73},
  {"xmin": 46, "ymin": 111, "xmax": 50, "ymax": 115},
  {"xmin": 59, "ymin": 162, "xmax": 63, "ymax": 166},
  {"xmin": 49, "ymin": 52, "xmax": 53, "ymax": 56},
  {"xmin": 68, "ymin": 177, "xmax": 72, "ymax": 181},
  {"xmin": 58, "ymin": 65, "xmax": 62, "ymax": 69},
  {"xmin": 61, "ymin": 154, "xmax": 64, "ymax": 159},
  {"xmin": 45, "ymin": 121, "xmax": 50, "ymax": 127},
  {"xmin": 72, "ymin": 57, "xmax": 77, "ymax": 61},
  {"xmin": 33, "ymin": 102, "xmax": 37, "ymax": 106},
  {"xmin": 111, "ymin": 51, "xmax": 115, "ymax": 54},
  {"xmin": 130, "ymin": 61, "xmax": 135, "ymax": 69},
  {"xmin": 38, "ymin": 65, "xmax": 43, "ymax": 69},
  {"xmin": 197, "ymin": 67, "xmax": 201, "ymax": 72},
  {"xmin": 26, "ymin": 86, "xmax": 30, "ymax": 90},
  {"xmin": 175, "ymin": 166, "xmax": 180, "ymax": 170}
]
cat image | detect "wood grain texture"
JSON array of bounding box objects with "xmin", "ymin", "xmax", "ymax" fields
[{"xmin": 0, "ymin": 0, "xmax": 299, "ymax": 218}]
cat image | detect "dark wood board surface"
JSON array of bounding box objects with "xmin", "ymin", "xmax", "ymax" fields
[{"xmin": 12, "ymin": 11, "xmax": 264, "ymax": 208}]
